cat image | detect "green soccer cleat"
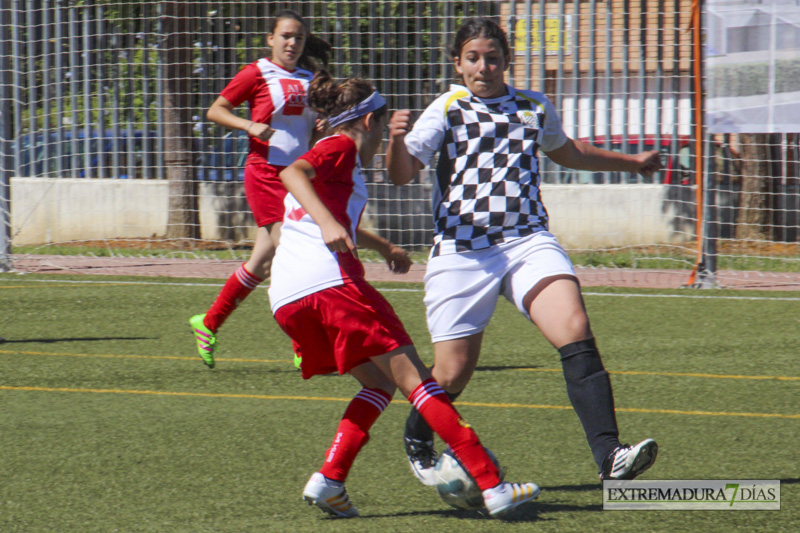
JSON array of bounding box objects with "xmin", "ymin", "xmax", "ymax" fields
[
  {"xmin": 293, "ymin": 352, "xmax": 302, "ymax": 370},
  {"xmin": 190, "ymin": 314, "xmax": 217, "ymax": 368}
]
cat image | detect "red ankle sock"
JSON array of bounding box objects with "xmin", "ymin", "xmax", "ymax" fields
[
  {"xmin": 408, "ymin": 379, "xmax": 500, "ymax": 491},
  {"xmin": 204, "ymin": 263, "xmax": 263, "ymax": 332},
  {"xmin": 319, "ymin": 388, "xmax": 392, "ymax": 482}
]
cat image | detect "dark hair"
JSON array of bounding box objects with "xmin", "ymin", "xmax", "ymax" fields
[
  {"xmin": 268, "ymin": 10, "xmax": 331, "ymax": 72},
  {"xmin": 308, "ymin": 70, "xmax": 387, "ymax": 129},
  {"xmin": 449, "ymin": 17, "xmax": 510, "ymax": 66}
]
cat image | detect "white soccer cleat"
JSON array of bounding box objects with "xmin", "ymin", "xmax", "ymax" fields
[
  {"xmin": 302, "ymin": 472, "xmax": 359, "ymax": 518},
  {"xmin": 482, "ymin": 481, "xmax": 540, "ymax": 517},
  {"xmin": 404, "ymin": 437, "xmax": 439, "ymax": 486},
  {"xmin": 599, "ymin": 438, "xmax": 658, "ymax": 480}
]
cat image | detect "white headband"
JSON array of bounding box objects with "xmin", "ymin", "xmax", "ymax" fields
[{"xmin": 327, "ymin": 91, "xmax": 386, "ymax": 128}]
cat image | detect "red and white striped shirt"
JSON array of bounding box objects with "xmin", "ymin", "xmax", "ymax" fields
[
  {"xmin": 220, "ymin": 58, "xmax": 317, "ymax": 167},
  {"xmin": 269, "ymin": 135, "xmax": 368, "ymax": 312}
]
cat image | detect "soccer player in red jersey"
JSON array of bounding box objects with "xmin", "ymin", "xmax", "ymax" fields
[
  {"xmin": 190, "ymin": 10, "xmax": 330, "ymax": 368},
  {"xmin": 271, "ymin": 71, "xmax": 540, "ymax": 518}
]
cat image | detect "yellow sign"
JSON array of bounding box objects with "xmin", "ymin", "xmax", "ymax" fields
[{"xmin": 514, "ymin": 15, "xmax": 572, "ymax": 56}]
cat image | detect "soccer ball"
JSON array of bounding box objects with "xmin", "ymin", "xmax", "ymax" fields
[{"xmin": 434, "ymin": 447, "xmax": 503, "ymax": 511}]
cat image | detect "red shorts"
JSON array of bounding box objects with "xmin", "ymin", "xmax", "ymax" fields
[
  {"xmin": 244, "ymin": 163, "xmax": 288, "ymax": 227},
  {"xmin": 273, "ymin": 279, "xmax": 414, "ymax": 379}
]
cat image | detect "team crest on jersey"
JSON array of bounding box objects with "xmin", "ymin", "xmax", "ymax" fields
[
  {"xmin": 517, "ymin": 110, "xmax": 542, "ymax": 128},
  {"xmin": 280, "ymin": 78, "xmax": 307, "ymax": 116}
]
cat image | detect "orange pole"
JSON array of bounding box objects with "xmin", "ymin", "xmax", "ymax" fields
[{"xmin": 686, "ymin": 0, "xmax": 704, "ymax": 287}]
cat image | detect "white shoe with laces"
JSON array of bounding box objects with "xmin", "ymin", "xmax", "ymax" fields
[
  {"xmin": 599, "ymin": 438, "xmax": 658, "ymax": 480},
  {"xmin": 404, "ymin": 437, "xmax": 439, "ymax": 486},
  {"xmin": 482, "ymin": 481, "xmax": 541, "ymax": 517},
  {"xmin": 302, "ymin": 472, "xmax": 359, "ymax": 518}
]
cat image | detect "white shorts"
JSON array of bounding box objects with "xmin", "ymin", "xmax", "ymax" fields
[{"xmin": 424, "ymin": 231, "xmax": 576, "ymax": 343}]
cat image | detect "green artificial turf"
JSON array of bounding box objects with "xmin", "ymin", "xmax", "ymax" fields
[{"xmin": 1, "ymin": 274, "xmax": 797, "ymax": 532}]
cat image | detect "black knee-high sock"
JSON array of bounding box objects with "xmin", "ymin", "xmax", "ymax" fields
[
  {"xmin": 559, "ymin": 338, "xmax": 620, "ymax": 469},
  {"xmin": 404, "ymin": 385, "xmax": 462, "ymax": 442}
]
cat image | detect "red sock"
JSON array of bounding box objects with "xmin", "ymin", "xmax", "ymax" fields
[
  {"xmin": 408, "ymin": 379, "xmax": 501, "ymax": 491},
  {"xmin": 319, "ymin": 388, "xmax": 392, "ymax": 482},
  {"xmin": 204, "ymin": 263, "xmax": 263, "ymax": 332}
]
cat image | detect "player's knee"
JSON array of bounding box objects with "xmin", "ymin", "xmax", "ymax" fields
[
  {"xmin": 562, "ymin": 310, "xmax": 592, "ymax": 342},
  {"xmin": 558, "ymin": 338, "xmax": 605, "ymax": 383},
  {"xmin": 431, "ymin": 372, "xmax": 467, "ymax": 395}
]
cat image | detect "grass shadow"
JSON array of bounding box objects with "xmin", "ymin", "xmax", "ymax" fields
[
  {"xmin": 0, "ymin": 336, "xmax": 152, "ymax": 343},
  {"xmin": 475, "ymin": 365, "xmax": 550, "ymax": 372},
  {"xmin": 543, "ymin": 483, "xmax": 601, "ymax": 493}
]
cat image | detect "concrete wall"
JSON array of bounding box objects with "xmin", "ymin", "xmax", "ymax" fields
[
  {"xmin": 10, "ymin": 177, "xmax": 691, "ymax": 248},
  {"xmin": 545, "ymin": 184, "xmax": 691, "ymax": 248},
  {"xmin": 10, "ymin": 178, "xmax": 258, "ymax": 245},
  {"xmin": 12, "ymin": 178, "xmax": 171, "ymax": 245}
]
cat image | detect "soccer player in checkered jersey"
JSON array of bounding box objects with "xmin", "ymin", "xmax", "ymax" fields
[
  {"xmin": 189, "ymin": 10, "xmax": 331, "ymax": 368},
  {"xmin": 386, "ymin": 18, "xmax": 662, "ymax": 484},
  {"xmin": 272, "ymin": 71, "xmax": 540, "ymax": 518}
]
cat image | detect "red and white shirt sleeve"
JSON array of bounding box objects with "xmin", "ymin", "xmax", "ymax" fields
[
  {"xmin": 220, "ymin": 58, "xmax": 318, "ymax": 167},
  {"xmin": 268, "ymin": 135, "xmax": 369, "ymax": 312}
]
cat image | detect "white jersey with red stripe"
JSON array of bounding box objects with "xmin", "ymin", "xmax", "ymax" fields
[
  {"xmin": 269, "ymin": 135, "xmax": 368, "ymax": 312},
  {"xmin": 220, "ymin": 58, "xmax": 317, "ymax": 167}
]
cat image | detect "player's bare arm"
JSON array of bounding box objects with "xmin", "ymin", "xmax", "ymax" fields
[
  {"xmin": 386, "ymin": 109, "xmax": 424, "ymax": 186},
  {"xmin": 279, "ymin": 160, "xmax": 355, "ymax": 253},
  {"xmin": 207, "ymin": 95, "xmax": 275, "ymax": 142},
  {"xmin": 356, "ymin": 228, "xmax": 412, "ymax": 274},
  {"xmin": 546, "ymin": 138, "xmax": 663, "ymax": 178}
]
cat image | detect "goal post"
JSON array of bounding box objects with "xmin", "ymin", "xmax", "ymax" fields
[{"xmin": 0, "ymin": 3, "xmax": 11, "ymax": 272}]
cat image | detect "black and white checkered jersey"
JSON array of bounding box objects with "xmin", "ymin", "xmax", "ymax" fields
[{"xmin": 405, "ymin": 84, "xmax": 567, "ymax": 256}]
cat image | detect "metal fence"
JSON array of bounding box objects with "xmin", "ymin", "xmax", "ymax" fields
[
  {"xmin": 2, "ymin": 0, "xmax": 703, "ymax": 184},
  {"xmin": 2, "ymin": 1, "xmax": 798, "ymax": 271},
  {"xmin": 0, "ymin": 0, "xmax": 699, "ymax": 267},
  {"xmin": 0, "ymin": 0, "xmax": 496, "ymax": 181}
]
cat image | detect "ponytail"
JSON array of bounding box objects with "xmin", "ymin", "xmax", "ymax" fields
[
  {"xmin": 307, "ymin": 70, "xmax": 339, "ymax": 116},
  {"xmin": 308, "ymin": 71, "xmax": 387, "ymax": 130},
  {"xmin": 298, "ymin": 33, "xmax": 331, "ymax": 73}
]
